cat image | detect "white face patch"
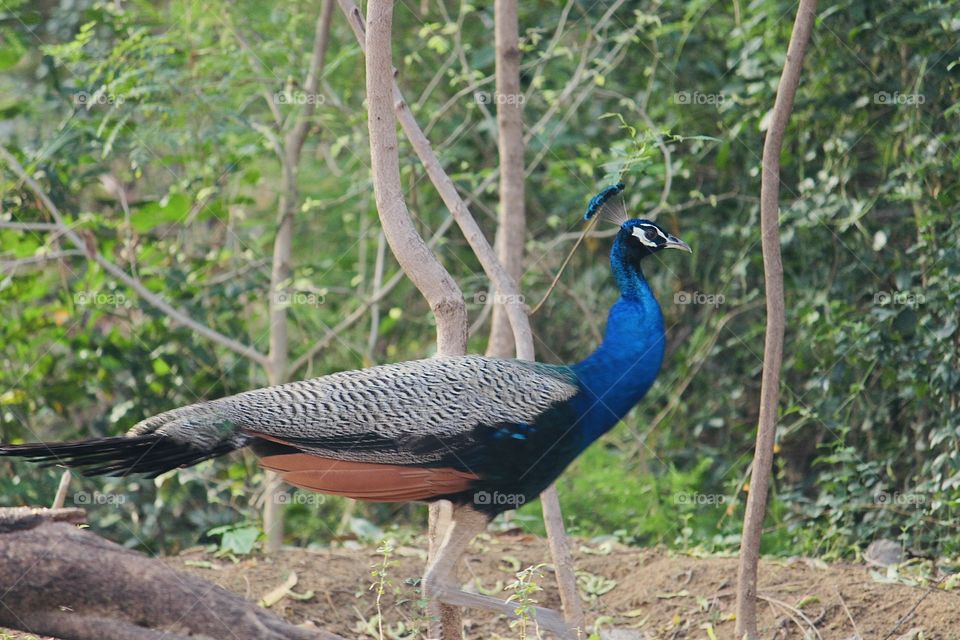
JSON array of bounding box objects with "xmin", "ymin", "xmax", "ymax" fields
[{"xmin": 631, "ymin": 224, "xmax": 667, "ymax": 248}]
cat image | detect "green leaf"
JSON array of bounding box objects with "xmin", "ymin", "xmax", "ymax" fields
[
  {"xmin": 132, "ymin": 193, "xmax": 191, "ymax": 232},
  {"xmin": 152, "ymin": 358, "xmax": 171, "ymax": 376},
  {"xmin": 209, "ymin": 525, "xmax": 260, "ymax": 556}
]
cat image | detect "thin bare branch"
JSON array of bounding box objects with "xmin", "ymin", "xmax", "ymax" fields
[
  {"xmin": 638, "ymin": 106, "xmax": 672, "ymax": 217},
  {"xmin": 229, "ymin": 23, "xmax": 285, "ymax": 128},
  {"xmin": 0, "ymin": 147, "xmax": 269, "ymax": 367},
  {"xmin": 529, "ymin": 215, "xmax": 600, "ymax": 315},
  {"xmin": 365, "ymin": 229, "xmax": 387, "ymax": 361},
  {"xmin": 735, "ymin": 2, "xmax": 816, "ymax": 637},
  {"xmin": 267, "ymin": 0, "xmax": 335, "ymax": 386},
  {"xmin": 1, "ymin": 250, "xmax": 85, "ymax": 273},
  {"xmin": 0, "ymin": 221, "xmax": 60, "ymax": 231},
  {"xmin": 288, "ymin": 0, "xmax": 336, "ymax": 161}
]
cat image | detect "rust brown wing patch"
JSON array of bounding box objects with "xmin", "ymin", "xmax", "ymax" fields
[{"xmin": 257, "ymin": 451, "xmax": 478, "ymax": 502}]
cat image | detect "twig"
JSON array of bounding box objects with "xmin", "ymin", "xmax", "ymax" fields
[
  {"xmin": 100, "ymin": 173, "xmax": 139, "ymax": 277},
  {"xmin": 529, "ymin": 215, "xmax": 599, "ymax": 315},
  {"xmin": 834, "ymin": 587, "xmax": 862, "ymax": 639},
  {"xmin": 757, "ymin": 594, "xmax": 823, "ymax": 640},
  {"xmin": 520, "ymin": 0, "xmax": 576, "ymax": 106},
  {"xmin": 51, "ymin": 470, "xmax": 72, "ymax": 509},
  {"xmin": 637, "ymin": 106, "xmax": 672, "ymax": 217},
  {"xmin": 365, "ymin": 229, "xmax": 387, "ymax": 361},
  {"xmin": 1, "ymin": 250, "xmax": 85, "ymax": 273},
  {"xmin": 202, "ymin": 257, "xmax": 270, "ymax": 286},
  {"xmin": 0, "ymin": 221, "xmax": 60, "ymax": 231},
  {"xmin": 630, "ymin": 300, "xmax": 765, "ymax": 460},
  {"xmin": 228, "ymin": 23, "xmax": 284, "ymax": 128},
  {"xmin": 735, "ymin": 2, "xmax": 817, "ymax": 638},
  {"xmin": 881, "ymin": 579, "xmax": 941, "ymax": 640},
  {"xmin": 522, "ymin": 0, "xmax": 625, "ymax": 147}
]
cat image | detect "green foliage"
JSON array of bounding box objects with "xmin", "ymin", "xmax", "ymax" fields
[
  {"xmin": 524, "ymin": 444, "xmax": 734, "ymax": 549},
  {"xmin": 1, "ymin": 0, "xmax": 959, "ymax": 561}
]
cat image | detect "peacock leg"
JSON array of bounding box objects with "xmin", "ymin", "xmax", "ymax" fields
[{"xmin": 422, "ymin": 504, "xmax": 577, "ymax": 640}]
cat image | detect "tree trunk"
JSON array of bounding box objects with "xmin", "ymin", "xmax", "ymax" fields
[
  {"xmin": 364, "ymin": 2, "xmax": 468, "ymax": 636},
  {"xmin": 0, "ymin": 507, "xmax": 342, "ymax": 640},
  {"xmin": 486, "ymin": 0, "xmax": 526, "ymax": 359}
]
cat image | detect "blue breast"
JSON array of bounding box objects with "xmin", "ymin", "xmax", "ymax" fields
[
  {"xmin": 449, "ymin": 223, "xmax": 669, "ymax": 510},
  {"xmin": 570, "ymin": 291, "xmax": 665, "ymax": 444},
  {"xmin": 458, "ymin": 287, "xmax": 665, "ymax": 505}
]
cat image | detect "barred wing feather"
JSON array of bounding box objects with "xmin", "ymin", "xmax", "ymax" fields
[{"xmin": 215, "ymin": 356, "xmax": 579, "ymax": 465}]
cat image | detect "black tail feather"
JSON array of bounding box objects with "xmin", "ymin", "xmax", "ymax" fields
[{"xmin": 0, "ymin": 434, "xmax": 239, "ymax": 478}]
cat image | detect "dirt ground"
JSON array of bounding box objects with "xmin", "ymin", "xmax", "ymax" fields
[
  {"xmin": 4, "ymin": 532, "xmax": 959, "ymax": 639},
  {"xmin": 171, "ymin": 532, "xmax": 959, "ymax": 639}
]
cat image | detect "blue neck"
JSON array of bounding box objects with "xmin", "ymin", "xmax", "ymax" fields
[{"xmin": 570, "ymin": 251, "xmax": 665, "ymax": 441}]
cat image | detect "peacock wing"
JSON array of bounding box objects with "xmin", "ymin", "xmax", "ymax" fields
[{"xmin": 219, "ymin": 355, "xmax": 580, "ymax": 466}]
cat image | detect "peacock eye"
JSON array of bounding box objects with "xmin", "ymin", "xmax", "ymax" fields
[{"xmin": 645, "ymin": 228, "xmax": 658, "ymax": 240}]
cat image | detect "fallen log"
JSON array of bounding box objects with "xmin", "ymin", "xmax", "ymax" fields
[{"xmin": 0, "ymin": 507, "xmax": 343, "ymax": 640}]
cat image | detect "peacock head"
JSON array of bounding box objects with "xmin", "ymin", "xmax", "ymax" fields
[{"xmin": 615, "ymin": 219, "xmax": 692, "ymax": 262}]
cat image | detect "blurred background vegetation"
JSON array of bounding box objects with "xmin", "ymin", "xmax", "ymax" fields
[{"xmin": 1, "ymin": 0, "xmax": 958, "ymax": 561}]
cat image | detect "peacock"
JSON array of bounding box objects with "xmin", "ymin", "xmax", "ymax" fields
[{"xmin": 1, "ymin": 185, "xmax": 691, "ymax": 637}]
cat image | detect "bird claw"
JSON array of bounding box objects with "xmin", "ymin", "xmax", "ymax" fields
[{"xmin": 429, "ymin": 581, "xmax": 577, "ymax": 639}]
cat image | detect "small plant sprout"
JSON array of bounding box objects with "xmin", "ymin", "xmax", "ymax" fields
[
  {"xmin": 507, "ymin": 563, "xmax": 547, "ymax": 640},
  {"xmin": 369, "ymin": 539, "xmax": 397, "ymax": 640}
]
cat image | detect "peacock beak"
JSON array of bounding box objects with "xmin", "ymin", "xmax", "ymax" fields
[{"xmin": 663, "ymin": 234, "xmax": 692, "ymax": 253}]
